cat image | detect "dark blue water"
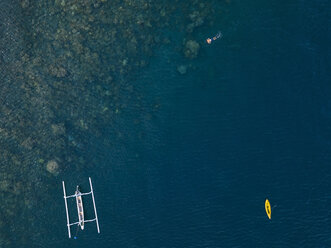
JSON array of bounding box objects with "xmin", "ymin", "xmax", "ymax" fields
[
  {"xmin": 57, "ymin": 1, "xmax": 330, "ymax": 247},
  {"xmin": 3, "ymin": 0, "xmax": 330, "ymax": 247}
]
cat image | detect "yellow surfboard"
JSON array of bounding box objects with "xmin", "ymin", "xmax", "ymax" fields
[{"xmin": 265, "ymin": 199, "xmax": 271, "ymax": 219}]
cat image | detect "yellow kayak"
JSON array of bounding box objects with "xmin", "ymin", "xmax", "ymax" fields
[{"xmin": 265, "ymin": 199, "xmax": 271, "ymax": 219}]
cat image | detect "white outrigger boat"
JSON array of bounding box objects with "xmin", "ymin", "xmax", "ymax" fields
[
  {"xmin": 62, "ymin": 177, "xmax": 100, "ymax": 238},
  {"xmin": 75, "ymin": 186, "xmax": 84, "ymax": 230}
]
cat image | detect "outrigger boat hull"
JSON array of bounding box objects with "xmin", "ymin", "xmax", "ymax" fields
[{"xmin": 75, "ymin": 187, "xmax": 85, "ymax": 230}]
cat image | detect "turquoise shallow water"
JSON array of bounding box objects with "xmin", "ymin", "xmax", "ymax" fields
[{"xmin": 1, "ymin": 0, "xmax": 330, "ymax": 247}]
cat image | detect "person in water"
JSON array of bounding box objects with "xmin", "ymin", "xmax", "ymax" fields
[{"xmin": 206, "ymin": 31, "xmax": 222, "ymax": 44}]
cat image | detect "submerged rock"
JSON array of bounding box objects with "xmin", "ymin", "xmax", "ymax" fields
[
  {"xmin": 184, "ymin": 40, "xmax": 200, "ymax": 59},
  {"xmin": 51, "ymin": 123, "xmax": 65, "ymax": 136},
  {"xmin": 177, "ymin": 64, "xmax": 187, "ymax": 75},
  {"xmin": 46, "ymin": 160, "xmax": 60, "ymax": 176}
]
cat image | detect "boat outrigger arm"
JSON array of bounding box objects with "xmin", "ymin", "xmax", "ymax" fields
[{"xmin": 62, "ymin": 177, "xmax": 100, "ymax": 238}]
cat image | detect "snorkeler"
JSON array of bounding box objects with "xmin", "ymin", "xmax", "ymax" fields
[{"xmin": 206, "ymin": 31, "xmax": 222, "ymax": 44}]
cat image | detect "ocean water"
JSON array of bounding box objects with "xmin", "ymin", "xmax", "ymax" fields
[{"xmin": 0, "ymin": 0, "xmax": 330, "ymax": 247}]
